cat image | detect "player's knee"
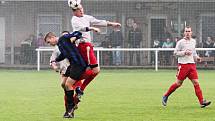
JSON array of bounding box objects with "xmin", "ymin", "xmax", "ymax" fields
[
  {"xmin": 93, "ymin": 67, "xmax": 100, "ymax": 74},
  {"xmin": 65, "ymin": 83, "xmax": 73, "ymax": 90},
  {"xmin": 177, "ymin": 83, "xmax": 182, "ymax": 87},
  {"xmin": 176, "ymin": 80, "xmax": 183, "ymax": 86},
  {"xmin": 191, "ymin": 79, "xmax": 199, "ymax": 85},
  {"xmin": 61, "ymin": 83, "xmax": 66, "ymax": 89}
]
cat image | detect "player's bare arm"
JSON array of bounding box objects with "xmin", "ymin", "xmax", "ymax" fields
[
  {"xmin": 107, "ymin": 21, "xmax": 121, "ymax": 27},
  {"xmin": 88, "ymin": 27, "xmax": 101, "ymax": 33},
  {"xmin": 194, "ymin": 56, "xmax": 202, "ymax": 62}
]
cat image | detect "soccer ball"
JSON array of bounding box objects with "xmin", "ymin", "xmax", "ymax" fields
[{"xmin": 68, "ymin": 0, "xmax": 81, "ymax": 9}]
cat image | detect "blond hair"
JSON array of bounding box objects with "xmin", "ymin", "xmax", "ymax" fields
[{"xmin": 44, "ymin": 32, "xmax": 56, "ymax": 42}]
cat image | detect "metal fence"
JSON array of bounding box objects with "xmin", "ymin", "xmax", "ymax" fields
[
  {"xmin": 1, "ymin": 0, "xmax": 215, "ymax": 69},
  {"xmin": 36, "ymin": 47, "xmax": 215, "ymax": 71}
]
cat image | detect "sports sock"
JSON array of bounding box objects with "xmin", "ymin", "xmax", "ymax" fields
[
  {"xmin": 164, "ymin": 82, "xmax": 180, "ymax": 97},
  {"xmin": 80, "ymin": 74, "xmax": 97, "ymax": 91},
  {"xmin": 194, "ymin": 84, "xmax": 203, "ymax": 104},
  {"xmin": 73, "ymin": 94, "xmax": 80, "ymax": 105},
  {"xmin": 65, "ymin": 90, "xmax": 74, "ymax": 110},
  {"xmin": 64, "ymin": 90, "xmax": 68, "ymax": 112},
  {"xmin": 73, "ymin": 80, "xmax": 82, "ymax": 89}
]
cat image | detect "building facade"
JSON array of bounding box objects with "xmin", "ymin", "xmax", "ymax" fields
[{"xmin": 0, "ymin": 0, "xmax": 215, "ymax": 67}]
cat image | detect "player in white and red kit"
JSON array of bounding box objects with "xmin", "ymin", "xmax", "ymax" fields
[
  {"xmin": 70, "ymin": 4, "xmax": 121, "ymax": 96},
  {"xmin": 162, "ymin": 26, "xmax": 211, "ymax": 108}
]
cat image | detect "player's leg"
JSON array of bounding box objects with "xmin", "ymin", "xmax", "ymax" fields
[
  {"xmin": 73, "ymin": 80, "xmax": 83, "ymax": 88},
  {"xmin": 162, "ymin": 79, "xmax": 183, "ymax": 106},
  {"xmin": 80, "ymin": 66, "xmax": 99, "ymax": 91},
  {"xmin": 78, "ymin": 42, "xmax": 100, "ymax": 74},
  {"xmin": 72, "ymin": 80, "xmax": 83, "ymax": 109},
  {"xmin": 60, "ymin": 75, "xmax": 69, "ymax": 117},
  {"xmin": 69, "ymin": 64, "xmax": 86, "ymax": 104},
  {"xmin": 162, "ymin": 64, "xmax": 187, "ymax": 106},
  {"xmin": 60, "ymin": 75, "xmax": 67, "ymax": 89},
  {"xmin": 164, "ymin": 80, "xmax": 182, "ymax": 96},
  {"xmin": 78, "ymin": 43, "xmax": 95, "ymax": 79},
  {"xmin": 78, "ymin": 43, "xmax": 100, "ymax": 92},
  {"xmin": 191, "ymin": 79, "xmax": 211, "ymax": 108},
  {"xmin": 64, "ymin": 77, "xmax": 76, "ymax": 118},
  {"xmin": 189, "ymin": 64, "xmax": 211, "ymax": 108},
  {"xmin": 83, "ymin": 44, "xmax": 99, "ymax": 90},
  {"xmin": 77, "ymin": 67, "xmax": 99, "ymax": 99}
]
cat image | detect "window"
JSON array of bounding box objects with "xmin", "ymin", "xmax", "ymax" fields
[
  {"xmin": 90, "ymin": 14, "xmax": 116, "ymax": 46},
  {"xmin": 201, "ymin": 15, "xmax": 215, "ymax": 42},
  {"xmin": 151, "ymin": 18, "xmax": 166, "ymax": 46},
  {"xmin": 37, "ymin": 14, "xmax": 62, "ymax": 37}
]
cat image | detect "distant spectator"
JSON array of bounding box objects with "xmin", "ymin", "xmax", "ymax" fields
[
  {"xmin": 109, "ymin": 26, "xmax": 123, "ymax": 65},
  {"xmin": 162, "ymin": 38, "xmax": 174, "ymax": 64},
  {"xmin": 153, "ymin": 39, "xmax": 161, "ymax": 48},
  {"xmin": 128, "ymin": 23, "xmax": 142, "ymax": 65},
  {"xmin": 173, "ymin": 37, "xmax": 180, "ymax": 47},
  {"xmin": 203, "ymin": 36, "xmax": 214, "ymax": 57},
  {"xmin": 162, "ymin": 38, "xmax": 174, "ymax": 48},
  {"xmin": 164, "ymin": 26, "xmax": 173, "ymax": 40},
  {"xmin": 20, "ymin": 34, "xmax": 36, "ymax": 64},
  {"xmin": 128, "ymin": 23, "xmax": 142, "ymax": 48},
  {"xmin": 37, "ymin": 33, "xmax": 45, "ymax": 47},
  {"xmin": 21, "ymin": 34, "xmax": 34, "ymax": 46},
  {"xmin": 101, "ymin": 36, "xmax": 112, "ymax": 65}
]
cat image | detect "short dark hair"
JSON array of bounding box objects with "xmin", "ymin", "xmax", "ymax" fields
[
  {"xmin": 61, "ymin": 31, "xmax": 70, "ymax": 35},
  {"xmin": 185, "ymin": 26, "xmax": 192, "ymax": 30},
  {"xmin": 72, "ymin": 8, "xmax": 77, "ymax": 11},
  {"xmin": 44, "ymin": 32, "xmax": 56, "ymax": 42},
  {"xmin": 39, "ymin": 33, "xmax": 43, "ymax": 36}
]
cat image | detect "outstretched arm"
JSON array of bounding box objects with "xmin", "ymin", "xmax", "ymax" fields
[
  {"xmin": 107, "ymin": 21, "xmax": 121, "ymax": 27},
  {"xmin": 86, "ymin": 27, "xmax": 101, "ymax": 33}
]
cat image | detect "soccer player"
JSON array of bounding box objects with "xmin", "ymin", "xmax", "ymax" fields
[
  {"xmin": 45, "ymin": 31, "xmax": 86, "ymax": 118},
  {"xmin": 49, "ymin": 31, "xmax": 82, "ymax": 118},
  {"xmin": 70, "ymin": 3, "xmax": 121, "ymax": 96},
  {"xmin": 162, "ymin": 26, "xmax": 211, "ymax": 108}
]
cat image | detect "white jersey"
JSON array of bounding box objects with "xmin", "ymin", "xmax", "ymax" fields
[
  {"xmin": 71, "ymin": 14, "xmax": 108, "ymax": 43},
  {"xmin": 50, "ymin": 46, "xmax": 70, "ymax": 74},
  {"xmin": 174, "ymin": 38, "xmax": 198, "ymax": 64}
]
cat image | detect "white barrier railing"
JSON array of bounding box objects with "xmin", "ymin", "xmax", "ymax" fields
[{"xmin": 36, "ymin": 47, "xmax": 215, "ymax": 71}]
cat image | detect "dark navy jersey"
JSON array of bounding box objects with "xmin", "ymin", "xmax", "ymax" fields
[
  {"xmin": 63, "ymin": 31, "xmax": 82, "ymax": 41},
  {"xmin": 55, "ymin": 31, "xmax": 87, "ymax": 68}
]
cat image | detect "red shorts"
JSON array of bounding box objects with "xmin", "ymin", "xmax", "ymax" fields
[
  {"xmin": 78, "ymin": 42, "xmax": 97, "ymax": 65},
  {"xmin": 176, "ymin": 63, "xmax": 198, "ymax": 81}
]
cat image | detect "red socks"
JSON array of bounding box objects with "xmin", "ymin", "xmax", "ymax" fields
[
  {"xmin": 79, "ymin": 69, "xmax": 98, "ymax": 91},
  {"xmin": 80, "ymin": 74, "xmax": 97, "ymax": 91},
  {"xmin": 72, "ymin": 80, "xmax": 83, "ymax": 89},
  {"xmin": 164, "ymin": 83, "xmax": 204, "ymax": 104},
  {"xmin": 164, "ymin": 83, "xmax": 180, "ymax": 97},
  {"xmin": 194, "ymin": 84, "xmax": 203, "ymax": 104}
]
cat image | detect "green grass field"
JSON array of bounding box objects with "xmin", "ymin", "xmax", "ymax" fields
[{"xmin": 0, "ymin": 69, "xmax": 214, "ymax": 121}]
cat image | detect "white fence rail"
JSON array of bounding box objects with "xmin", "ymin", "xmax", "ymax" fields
[{"xmin": 36, "ymin": 47, "xmax": 215, "ymax": 71}]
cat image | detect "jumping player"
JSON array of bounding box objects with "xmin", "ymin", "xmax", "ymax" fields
[
  {"xmin": 70, "ymin": 3, "xmax": 121, "ymax": 96},
  {"xmin": 45, "ymin": 31, "xmax": 86, "ymax": 118},
  {"xmin": 49, "ymin": 31, "xmax": 82, "ymax": 118},
  {"xmin": 162, "ymin": 26, "xmax": 211, "ymax": 108}
]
